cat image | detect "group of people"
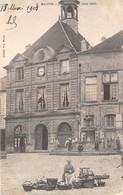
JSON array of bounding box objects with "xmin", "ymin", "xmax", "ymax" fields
[
  {"xmin": 106, "ymin": 136, "xmax": 121, "ymax": 151},
  {"xmin": 65, "ymin": 138, "xmax": 76, "ymax": 151}
]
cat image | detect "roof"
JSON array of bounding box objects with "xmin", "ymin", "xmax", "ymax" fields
[
  {"xmin": 23, "ymin": 20, "xmax": 87, "ymax": 58},
  {"xmin": 81, "ymin": 30, "xmax": 123, "ymax": 54}
]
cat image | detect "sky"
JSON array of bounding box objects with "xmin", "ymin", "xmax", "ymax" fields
[{"xmin": 0, "ymin": 0, "xmax": 123, "ymax": 78}]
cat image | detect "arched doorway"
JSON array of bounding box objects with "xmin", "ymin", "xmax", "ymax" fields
[
  {"xmin": 57, "ymin": 123, "xmax": 72, "ymax": 147},
  {"xmin": 35, "ymin": 124, "xmax": 48, "ymax": 150},
  {"xmin": 14, "ymin": 125, "xmax": 26, "ymax": 153}
]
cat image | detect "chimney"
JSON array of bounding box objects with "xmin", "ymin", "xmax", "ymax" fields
[
  {"xmin": 25, "ymin": 44, "xmax": 31, "ymax": 50},
  {"xmin": 101, "ymin": 36, "xmax": 107, "ymax": 42},
  {"xmin": 81, "ymin": 39, "xmax": 87, "ymax": 52}
]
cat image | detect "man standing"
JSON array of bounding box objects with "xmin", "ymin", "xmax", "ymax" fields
[
  {"xmin": 64, "ymin": 160, "xmax": 75, "ymax": 184},
  {"xmin": 116, "ymin": 136, "xmax": 121, "ymax": 151},
  {"xmin": 120, "ymin": 149, "xmax": 123, "ymax": 178}
]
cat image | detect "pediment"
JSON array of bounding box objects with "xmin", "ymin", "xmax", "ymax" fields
[
  {"xmin": 57, "ymin": 44, "xmax": 73, "ymax": 54},
  {"xmin": 11, "ymin": 53, "xmax": 28, "ymax": 62},
  {"xmin": 29, "ymin": 45, "xmax": 55, "ymax": 63}
]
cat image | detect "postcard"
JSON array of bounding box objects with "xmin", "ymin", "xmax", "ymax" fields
[{"xmin": 0, "ymin": 0, "xmax": 123, "ymax": 195}]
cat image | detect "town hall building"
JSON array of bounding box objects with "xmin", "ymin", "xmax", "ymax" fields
[
  {"xmin": 4, "ymin": 0, "xmax": 91, "ymax": 153},
  {"xmin": 4, "ymin": 0, "xmax": 123, "ymax": 153}
]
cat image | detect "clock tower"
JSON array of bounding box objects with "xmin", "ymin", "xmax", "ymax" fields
[{"xmin": 59, "ymin": 0, "xmax": 80, "ymax": 34}]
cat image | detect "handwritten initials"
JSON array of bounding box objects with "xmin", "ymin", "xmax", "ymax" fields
[{"xmin": 6, "ymin": 15, "xmax": 17, "ymax": 30}]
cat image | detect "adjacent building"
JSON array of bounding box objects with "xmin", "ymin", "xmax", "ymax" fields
[
  {"xmin": 0, "ymin": 76, "xmax": 6, "ymax": 152},
  {"xmin": 76, "ymin": 31, "xmax": 123, "ymax": 150}
]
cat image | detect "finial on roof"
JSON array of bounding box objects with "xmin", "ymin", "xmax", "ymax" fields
[
  {"xmin": 101, "ymin": 36, "xmax": 107, "ymax": 42},
  {"xmin": 25, "ymin": 44, "xmax": 31, "ymax": 50}
]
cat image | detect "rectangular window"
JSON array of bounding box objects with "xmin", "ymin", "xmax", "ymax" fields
[
  {"xmin": 16, "ymin": 67, "xmax": 24, "ymax": 81},
  {"xmin": 111, "ymin": 73, "xmax": 118, "ymax": 82},
  {"xmin": 60, "ymin": 83, "xmax": 70, "ymax": 108},
  {"xmin": 16, "ymin": 90, "xmax": 24, "ymax": 112},
  {"xmin": 103, "ymin": 72, "xmax": 118, "ymax": 101},
  {"xmin": 37, "ymin": 87, "xmax": 46, "ymax": 110},
  {"xmin": 85, "ymin": 77, "xmax": 97, "ymax": 101},
  {"xmin": 61, "ymin": 60, "xmax": 70, "ymax": 74},
  {"xmin": 103, "ymin": 73, "xmax": 110, "ymax": 83},
  {"xmin": 105, "ymin": 115, "xmax": 115, "ymax": 128}
]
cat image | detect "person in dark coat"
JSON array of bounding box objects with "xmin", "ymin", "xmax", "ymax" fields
[{"xmin": 116, "ymin": 136, "xmax": 121, "ymax": 151}]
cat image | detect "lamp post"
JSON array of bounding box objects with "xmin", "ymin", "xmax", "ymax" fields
[{"xmin": 75, "ymin": 114, "xmax": 81, "ymax": 141}]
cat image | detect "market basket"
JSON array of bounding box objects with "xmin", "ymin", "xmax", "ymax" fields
[
  {"xmin": 22, "ymin": 181, "xmax": 32, "ymax": 191},
  {"xmin": 57, "ymin": 182, "xmax": 72, "ymax": 190},
  {"xmin": 72, "ymin": 181, "xmax": 82, "ymax": 189},
  {"xmin": 47, "ymin": 178, "xmax": 58, "ymax": 187},
  {"xmin": 97, "ymin": 181, "xmax": 106, "ymax": 187},
  {"xmin": 42, "ymin": 184, "xmax": 56, "ymax": 191},
  {"xmin": 82, "ymin": 179, "xmax": 94, "ymax": 188}
]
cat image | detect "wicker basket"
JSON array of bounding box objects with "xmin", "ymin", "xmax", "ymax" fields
[
  {"xmin": 97, "ymin": 181, "xmax": 106, "ymax": 187},
  {"xmin": 82, "ymin": 179, "xmax": 94, "ymax": 188},
  {"xmin": 72, "ymin": 181, "xmax": 82, "ymax": 189},
  {"xmin": 22, "ymin": 181, "xmax": 32, "ymax": 191},
  {"xmin": 47, "ymin": 178, "xmax": 58, "ymax": 187},
  {"xmin": 42, "ymin": 184, "xmax": 56, "ymax": 191},
  {"xmin": 57, "ymin": 183, "xmax": 72, "ymax": 190}
]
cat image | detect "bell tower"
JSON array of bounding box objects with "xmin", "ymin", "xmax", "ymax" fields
[{"xmin": 59, "ymin": 0, "xmax": 80, "ymax": 34}]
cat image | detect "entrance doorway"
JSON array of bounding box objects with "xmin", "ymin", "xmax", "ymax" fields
[
  {"xmin": 0, "ymin": 129, "xmax": 5, "ymax": 151},
  {"xmin": 35, "ymin": 124, "xmax": 48, "ymax": 150},
  {"xmin": 14, "ymin": 125, "xmax": 26, "ymax": 153},
  {"xmin": 57, "ymin": 123, "xmax": 72, "ymax": 147}
]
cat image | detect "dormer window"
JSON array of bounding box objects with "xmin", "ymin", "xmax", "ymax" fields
[
  {"xmin": 67, "ymin": 6, "xmax": 73, "ymax": 18},
  {"xmin": 61, "ymin": 59, "xmax": 70, "ymax": 74},
  {"xmin": 16, "ymin": 67, "xmax": 24, "ymax": 81}
]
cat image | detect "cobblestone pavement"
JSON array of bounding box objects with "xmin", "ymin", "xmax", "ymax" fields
[{"xmin": 0, "ymin": 154, "xmax": 123, "ymax": 195}]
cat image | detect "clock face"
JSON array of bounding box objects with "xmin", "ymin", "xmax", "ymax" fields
[{"xmin": 38, "ymin": 67, "xmax": 45, "ymax": 76}]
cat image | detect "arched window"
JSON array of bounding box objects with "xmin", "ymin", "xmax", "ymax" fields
[
  {"xmin": 67, "ymin": 6, "xmax": 73, "ymax": 18},
  {"xmin": 57, "ymin": 122, "xmax": 72, "ymax": 147}
]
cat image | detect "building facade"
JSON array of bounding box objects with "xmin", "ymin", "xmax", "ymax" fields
[
  {"xmin": 4, "ymin": 0, "xmax": 91, "ymax": 153},
  {"xmin": 75, "ymin": 31, "xmax": 123, "ymax": 150},
  {"xmin": 0, "ymin": 77, "xmax": 6, "ymax": 152},
  {"xmin": 4, "ymin": 0, "xmax": 123, "ymax": 153}
]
